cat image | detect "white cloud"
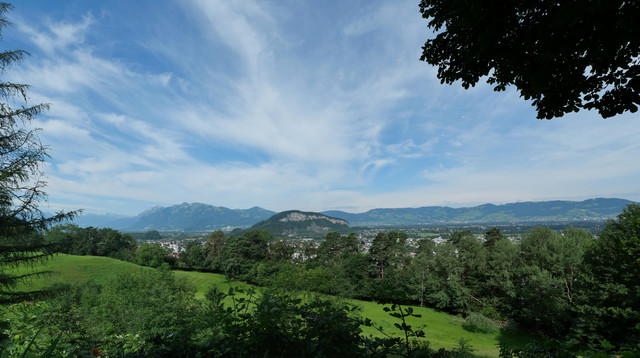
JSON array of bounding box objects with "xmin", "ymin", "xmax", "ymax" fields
[
  {"xmin": 16, "ymin": 13, "xmax": 93, "ymax": 54},
  {"xmin": 188, "ymin": 0, "xmax": 274, "ymax": 76},
  {"xmin": 7, "ymin": 0, "xmax": 639, "ymax": 216},
  {"xmin": 37, "ymin": 119, "xmax": 90, "ymax": 140}
]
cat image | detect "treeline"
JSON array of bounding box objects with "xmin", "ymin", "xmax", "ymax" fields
[
  {"xmin": 43, "ymin": 204, "xmax": 640, "ymax": 352},
  {"xmin": 174, "ymin": 205, "xmax": 640, "ymax": 351},
  {"xmin": 44, "ymin": 225, "xmax": 176, "ymax": 268},
  {"xmin": 45, "ymin": 225, "xmax": 138, "ymax": 261}
]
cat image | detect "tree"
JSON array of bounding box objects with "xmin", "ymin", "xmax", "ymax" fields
[
  {"xmin": 483, "ymin": 227, "xmax": 506, "ymax": 247},
  {"xmin": 218, "ymin": 230, "xmax": 270, "ymax": 281},
  {"xmin": 480, "ymin": 236, "xmax": 518, "ymax": 318},
  {"xmin": 515, "ymin": 226, "xmax": 592, "ymax": 335},
  {"xmin": 452, "ymin": 234, "xmax": 486, "ymax": 311},
  {"xmin": 268, "ymin": 237, "xmax": 295, "ymax": 262},
  {"xmin": 572, "ymin": 204, "xmax": 640, "ymax": 349},
  {"xmin": 178, "ymin": 240, "xmax": 207, "ymax": 271},
  {"xmin": 409, "ymin": 239, "xmax": 436, "ymax": 307},
  {"xmin": 204, "ymin": 230, "xmax": 225, "ymax": 270},
  {"xmin": 45, "ymin": 224, "xmax": 136, "ymax": 260},
  {"xmin": 135, "ymin": 242, "xmax": 169, "ymax": 268},
  {"xmin": 419, "ymin": 0, "xmax": 640, "ymax": 119},
  {"xmin": 426, "ymin": 242, "xmax": 468, "ymax": 312},
  {"xmin": 448, "ymin": 229, "xmax": 472, "ymax": 245},
  {"xmin": 95, "ymin": 228, "xmax": 136, "ymax": 260},
  {"xmin": 369, "ymin": 231, "xmax": 407, "ymax": 280},
  {"xmin": 317, "ymin": 232, "xmax": 359, "ymax": 266},
  {"xmin": 0, "ymin": 3, "xmax": 74, "ymax": 303}
]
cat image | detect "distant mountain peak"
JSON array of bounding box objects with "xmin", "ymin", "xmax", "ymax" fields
[
  {"xmin": 73, "ymin": 203, "xmax": 275, "ymax": 232},
  {"xmin": 248, "ymin": 210, "xmax": 349, "ymax": 237}
]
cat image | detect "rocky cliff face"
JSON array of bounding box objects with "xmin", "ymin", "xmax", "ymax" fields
[{"xmin": 278, "ymin": 212, "xmax": 348, "ymax": 226}]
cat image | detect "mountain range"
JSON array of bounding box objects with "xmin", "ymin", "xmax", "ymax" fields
[
  {"xmin": 323, "ymin": 198, "xmax": 634, "ymax": 226},
  {"xmin": 71, "ymin": 202, "xmax": 275, "ymax": 232},
  {"xmin": 70, "ymin": 198, "xmax": 635, "ymax": 232}
]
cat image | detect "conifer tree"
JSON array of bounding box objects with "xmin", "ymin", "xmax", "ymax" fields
[{"xmin": 0, "ymin": 2, "xmax": 75, "ymax": 303}]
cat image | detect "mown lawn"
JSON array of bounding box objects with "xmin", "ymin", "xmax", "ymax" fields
[{"xmin": 10, "ymin": 254, "xmax": 533, "ymax": 357}]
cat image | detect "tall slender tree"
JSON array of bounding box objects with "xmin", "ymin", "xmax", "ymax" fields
[{"xmin": 0, "ymin": 2, "xmax": 75, "ymax": 303}]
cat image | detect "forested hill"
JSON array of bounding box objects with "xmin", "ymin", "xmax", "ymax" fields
[
  {"xmin": 247, "ymin": 210, "xmax": 350, "ymax": 237},
  {"xmin": 322, "ymin": 198, "xmax": 634, "ymax": 226},
  {"xmin": 72, "ymin": 198, "xmax": 634, "ymax": 231}
]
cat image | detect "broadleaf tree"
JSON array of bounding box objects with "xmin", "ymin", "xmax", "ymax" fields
[
  {"xmin": 419, "ymin": 0, "xmax": 640, "ymax": 119},
  {"xmin": 572, "ymin": 203, "xmax": 640, "ymax": 349}
]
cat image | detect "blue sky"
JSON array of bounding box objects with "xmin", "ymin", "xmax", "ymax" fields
[{"xmin": 6, "ymin": 0, "xmax": 639, "ymax": 215}]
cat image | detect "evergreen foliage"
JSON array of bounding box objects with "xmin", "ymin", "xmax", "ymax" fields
[{"xmin": 0, "ymin": 2, "xmax": 75, "ymax": 304}]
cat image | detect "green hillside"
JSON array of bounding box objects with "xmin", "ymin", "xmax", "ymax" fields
[
  {"xmin": 10, "ymin": 255, "xmax": 154, "ymax": 289},
  {"xmin": 9, "ymin": 254, "xmax": 531, "ymax": 356},
  {"xmin": 10, "ymin": 254, "xmax": 242, "ymax": 300}
]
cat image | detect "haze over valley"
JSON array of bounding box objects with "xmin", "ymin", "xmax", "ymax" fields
[{"xmin": 72, "ymin": 198, "xmax": 634, "ymax": 232}]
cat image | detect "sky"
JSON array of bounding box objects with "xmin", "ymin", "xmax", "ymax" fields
[{"xmin": 4, "ymin": 0, "xmax": 639, "ymax": 216}]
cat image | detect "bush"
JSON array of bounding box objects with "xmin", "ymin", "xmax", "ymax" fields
[
  {"xmin": 481, "ymin": 305, "xmax": 503, "ymax": 320},
  {"xmin": 41, "ymin": 269, "xmax": 200, "ymax": 356},
  {"xmin": 463, "ymin": 312, "xmax": 499, "ymax": 334}
]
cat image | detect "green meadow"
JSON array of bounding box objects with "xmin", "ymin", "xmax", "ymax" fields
[
  {"xmin": 352, "ymin": 300, "xmax": 530, "ymax": 356},
  {"xmin": 10, "ymin": 254, "xmax": 533, "ymax": 357}
]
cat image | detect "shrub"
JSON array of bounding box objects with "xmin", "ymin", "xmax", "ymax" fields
[{"xmin": 463, "ymin": 312, "xmax": 499, "ymax": 334}]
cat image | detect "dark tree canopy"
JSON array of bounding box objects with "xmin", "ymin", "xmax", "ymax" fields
[
  {"xmin": 419, "ymin": 0, "xmax": 640, "ymax": 119},
  {"xmin": 0, "ymin": 2, "xmax": 75, "ymax": 303}
]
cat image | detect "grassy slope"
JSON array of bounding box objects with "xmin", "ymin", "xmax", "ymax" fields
[
  {"xmin": 10, "ymin": 254, "xmax": 532, "ymax": 356},
  {"xmin": 10, "ymin": 254, "xmax": 248, "ymax": 300},
  {"xmin": 353, "ymin": 300, "xmax": 529, "ymax": 356},
  {"xmin": 11, "ymin": 254, "xmax": 154, "ymax": 288}
]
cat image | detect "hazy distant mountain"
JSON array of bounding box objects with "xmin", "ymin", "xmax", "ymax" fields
[
  {"xmin": 72, "ymin": 198, "xmax": 634, "ymax": 232},
  {"xmin": 247, "ymin": 210, "xmax": 350, "ymax": 237},
  {"xmin": 72, "ymin": 203, "xmax": 275, "ymax": 232},
  {"xmin": 322, "ymin": 198, "xmax": 634, "ymax": 226},
  {"xmin": 70, "ymin": 213, "xmax": 136, "ymax": 229}
]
